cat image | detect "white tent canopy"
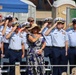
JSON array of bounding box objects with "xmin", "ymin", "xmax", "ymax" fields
[
  {"xmin": 0, "ymin": 0, "xmax": 36, "ymax": 23},
  {"xmin": 53, "ymin": 0, "xmax": 76, "ymax": 7},
  {"xmin": 21, "ymin": 0, "xmax": 36, "ymax": 7},
  {"xmin": 20, "ymin": 0, "xmax": 36, "ymax": 22}
]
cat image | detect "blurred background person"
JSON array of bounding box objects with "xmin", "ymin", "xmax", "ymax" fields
[
  {"xmin": 67, "ymin": 18, "xmax": 76, "ymax": 74},
  {"xmin": 2, "ymin": 15, "xmax": 13, "ymax": 58},
  {"xmin": 0, "ymin": 14, "xmax": 5, "ymax": 26},
  {"xmin": 27, "ymin": 17, "xmax": 34, "ymax": 27},
  {"xmin": 45, "ymin": 17, "xmax": 69, "ymax": 75},
  {"xmin": 40, "ymin": 17, "xmax": 54, "ymax": 68},
  {"xmin": 6, "ymin": 23, "xmax": 25, "ymax": 75},
  {"xmin": 0, "ymin": 20, "xmax": 9, "ymax": 64},
  {"xmin": 20, "ymin": 22, "xmax": 30, "ymax": 54}
]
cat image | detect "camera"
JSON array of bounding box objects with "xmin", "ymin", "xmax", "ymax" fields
[
  {"xmin": 5, "ymin": 16, "xmax": 13, "ymax": 22},
  {"xmin": 12, "ymin": 22, "xmax": 20, "ymax": 28}
]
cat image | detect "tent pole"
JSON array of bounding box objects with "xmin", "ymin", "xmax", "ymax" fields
[{"xmin": 13, "ymin": 13, "xmax": 14, "ymax": 17}]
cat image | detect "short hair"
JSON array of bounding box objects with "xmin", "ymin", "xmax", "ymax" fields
[{"xmin": 27, "ymin": 17, "xmax": 34, "ymax": 22}]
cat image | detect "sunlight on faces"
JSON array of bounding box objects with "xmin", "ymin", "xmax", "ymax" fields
[
  {"xmin": 8, "ymin": 21, "xmax": 13, "ymax": 27},
  {"xmin": 57, "ymin": 22, "xmax": 63, "ymax": 29},
  {"xmin": 73, "ymin": 23, "xmax": 76, "ymax": 29},
  {"xmin": 30, "ymin": 20, "xmax": 34, "ymax": 26},
  {"xmin": 47, "ymin": 22, "xmax": 52, "ymax": 28},
  {"xmin": 61, "ymin": 23, "xmax": 65, "ymax": 29}
]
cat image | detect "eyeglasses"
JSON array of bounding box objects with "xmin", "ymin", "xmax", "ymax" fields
[
  {"xmin": 57, "ymin": 22, "xmax": 64, "ymax": 24},
  {"xmin": 30, "ymin": 20, "xmax": 34, "ymax": 22}
]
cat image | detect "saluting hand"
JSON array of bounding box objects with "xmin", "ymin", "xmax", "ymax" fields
[
  {"xmin": 12, "ymin": 26, "xmax": 17, "ymax": 32},
  {"xmin": 5, "ymin": 20, "xmax": 9, "ymax": 25},
  {"xmin": 44, "ymin": 22, "xmax": 48, "ymax": 26},
  {"xmin": 19, "ymin": 27, "xmax": 26, "ymax": 32},
  {"xmin": 4, "ymin": 20, "xmax": 9, "ymax": 26},
  {"xmin": 54, "ymin": 22, "xmax": 57, "ymax": 27},
  {"xmin": 51, "ymin": 22, "xmax": 57, "ymax": 29}
]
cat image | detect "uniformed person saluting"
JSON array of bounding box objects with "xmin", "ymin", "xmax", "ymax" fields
[
  {"xmin": 40, "ymin": 17, "xmax": 53, "ymax": 65},
  {"xmin": 67, "ymin": 18, "xmax": 76, "ymax": 74},
  {"xmin": 6, "ymin": 23, "xmax": 25, "ymax": 75},
  {"xmin": 3, "ymin": 15, "xmax": 13, "ymax": 58},
  {"xmin": 0, "ymin": 20, "xmax": 9, "ymax": 64},
  {"xmin": 45, "ymin": 17, "xmax": 69, "ymax": 75}
]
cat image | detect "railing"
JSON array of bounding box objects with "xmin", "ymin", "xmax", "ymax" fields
[
  {"xmin": 0, "ymin": 57, "xmax": 76, "ymax": 75},
  {"xmin": 0, "ymin": 63, "xmax": 76, "ymax": 75}
]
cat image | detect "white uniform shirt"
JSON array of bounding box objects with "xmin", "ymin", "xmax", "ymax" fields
[
  {"xmin": 67, "ymin": 28, "xmax": 76, "ymax": 47},
  {"xmin": 50, "ymin": 29, "xmax": 68, "ymax": 47},
  {"xmin": 0, "ymin": 32, "xmax": 3, "ymax": 48},
  {"xmin": 0, "ymin": 26, "xmax": 4, "ymax": 32},
  {"xmin": 42, "ymin": 27, "xmax": 52, "ymax": 46},
  {"xmin": 3, "ymin": 26, "xmax": 12, "ymax": 43},
  {"xmin": 9, "ymin": 32, "xmax": 24, "ymax": 50},
  {"xmin": 21, "ymin": 32, "xmax": 28, "ymax": 50}
]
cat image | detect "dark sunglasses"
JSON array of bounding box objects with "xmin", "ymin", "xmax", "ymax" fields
[
  {"xmin": 57, "ymin": 22, "xmax": 64, "ymax": 24},
  {"xmin": 30, "ymin": 20, "xmax": 34, "ymax": 22}
]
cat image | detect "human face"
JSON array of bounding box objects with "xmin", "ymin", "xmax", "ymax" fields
[
  {"xmin": 30, "ymin": 20, "xmax": 34, "ymax": 26},
  {"xmin": 73, "ymin": 23, "xmax": 76, "ymax": 30},
  {"xmin": 8, "ymin": 21, "xmax": 13, "ymax": 27},
  {"xmin": 31, "ymin": 27, "xmax": 40, "ymax": 34},
  {"xmin": 61, "ymin": 23, "xmax": 64, "ymax": 29},
  {"xmin": 57, "ymin": 22, "xmax": 63, "ymax": 30},
  {"xmin": 47, "ymin": 22, "xmax": 52, "ymax": 28},
  {"xmin": 15, "ymin": 27, "xmax": 20, "ymax": 33}
]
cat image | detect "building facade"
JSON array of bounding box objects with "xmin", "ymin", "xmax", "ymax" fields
[
  {"xmin": 29, "ymin": 0, "xmax": 53, "ymax": 11},
  {"xmin": 29, "ymin": 0, "xmax": 53, "ymax": 26}
]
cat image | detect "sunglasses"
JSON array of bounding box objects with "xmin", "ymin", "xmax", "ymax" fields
[
  {"xmin": 57, "ymin": 22, "xmax": 64, "ymax": 24},
  {"xmin": 30, "ymin": 20, "xmax": 34, "ymax": 22}
]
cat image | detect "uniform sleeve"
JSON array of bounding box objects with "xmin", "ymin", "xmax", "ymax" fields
[
  {"xmin": 21, "ymin": 37, "xmax": 25, "ymax": 44},
  {"xmin": 65, "ymin": 32, "xmax": 69, "ymax": 41},
  {"xmin": 49, "ymin": 29, "xmax": 55, "ymax": 36},
  {"xmin": 41, "ymin": 28, "xmax": 47, "ymax": 34},
  {"xmin": 66, "ymin": 31, "xmax": 70, "ymax": 46},
  {"xmin": 0, "ymin": 32, "xmax": 3, "ymax": 42}
]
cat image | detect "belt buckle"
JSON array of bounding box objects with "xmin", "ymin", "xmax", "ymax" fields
[
  {"xmin": 60, "ymin": 47, "xmax": 62, "ymax": 49},
  {"xmin": 50, "ymin": 46, "xmax": 52, "ymax": 48},
  {"xmin": 16, "ymin": 50, "xmax": 20, "ymax": 52},
  {"xmin": 17, "ymin": 50, "xmax": 19, "ymax": 52},
  {"xmin": 60, "ymin": 47, "xmax": 63, "ymax": 49}
]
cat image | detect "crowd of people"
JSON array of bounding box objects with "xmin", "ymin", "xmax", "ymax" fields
[{"xmin": 0, "ymin": 13, "xmax": 76, "ymax": 75}]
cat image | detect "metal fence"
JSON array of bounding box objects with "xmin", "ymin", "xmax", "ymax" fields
[
  {"xmin": 0, "ymin": 57, "xmax": 76, "ymax": 75},
  {"xmin": 0, "ymin": 61, "xmax": 76, "ymax": 75}
]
